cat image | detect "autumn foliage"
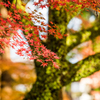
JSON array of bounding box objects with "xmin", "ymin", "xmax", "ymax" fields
[{"xmin": 0, "ymin": 0, "xmax": 100, "ymax": 69}]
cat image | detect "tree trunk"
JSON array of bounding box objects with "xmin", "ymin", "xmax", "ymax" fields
[
  {"xmin": 24, "ymin": 60, "xmax": 63, "ymax": 100},
  {"xmin": 24, "ymin": 6, "xmax": 68, "ymax": 100}
]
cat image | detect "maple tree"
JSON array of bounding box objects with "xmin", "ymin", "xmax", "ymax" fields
[{"xmin": 1, "ymin": 0, "xmax": 100, "ymax": 100}]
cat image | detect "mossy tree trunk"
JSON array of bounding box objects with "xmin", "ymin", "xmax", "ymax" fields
[
  {"xmin": 24, "ymin": 6, "xmax": 100, "ymax": 100},
  {"xmin": 24, "ymin": 7, "xmax": 69, "ymax": 100}
]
